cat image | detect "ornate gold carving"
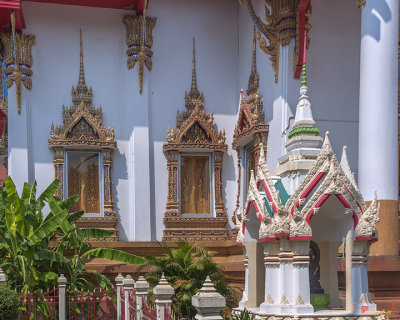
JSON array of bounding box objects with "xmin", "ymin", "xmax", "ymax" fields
[
  {"xmin": 0, "ymin": 28, "xmax": 35, "ymax": 114},
  {"xmin": 163, "ymin": 38, "xmax": 229, "ymax": 242},
  {"xmin": 233, "ymin": 26, "xmax": 269, "ymax": 150},
  {"xmin": 68, "ymin": 152, "xmax": 100, "ymax": 213},
  {"xmin": 280, "ymin": 295, "xmax": 289, "ymax": 304},
  {"xmin": 48, "ymin": 30, "xmax": 118, "ymax": 240},
  {"xmin": 232, "ymin": 28, "xmax": 269, "ymax": 233},
  {"xmin": 356, "ymin": 0, "xmax": 366, "ymax": 10},
  {"xmin": 245, "ymin": 0, "xmax": 311, "ymax": 83},
  {"xmin": 123, "ymin": 1, "xmax": 157, "ymax": 94},
  {"xmin": 266, "ymin": 294, "xmax": 274, "ymax": 304},
  {"xmin": 0, "ymin": 60, "xmax": 8, "ymax": 168},
  {"xmin": 180, "ymin": 156, "xmax": 210, "ymax": 214},
  {"xmin": 295, "ymin": 294, "xmax": 304, "ymax": 305}
]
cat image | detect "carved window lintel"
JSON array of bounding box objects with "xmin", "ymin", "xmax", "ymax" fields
[
  {"xmin": 48, "ymin": 31, "xmax": 119, "ymax": 241},
  {"xmin": 162, "ymin": 38, "xmax": 230, "ymax": 242}
]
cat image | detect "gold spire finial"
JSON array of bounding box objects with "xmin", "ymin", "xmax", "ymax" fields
[
  {"xmin": 79, "ymin": 29, "xmax": 85, "ymax": 85},
  {"xmin": 251, "ymin": 24, "xmax": 257, "ymax": 74},
  {"xmin": 72, "ymin": 30, "xmax": 92, "ymax": 105},
  {"xmin": 183, "ymin": 37, "xmax": 203, "ymax": 112},
  {"xmin": 246, "ymin": 24, "xmax": 260, "ymax": 99},
  {"xmin": 191, "ymin": 37, "xmax": 197, "ymax": 91}
]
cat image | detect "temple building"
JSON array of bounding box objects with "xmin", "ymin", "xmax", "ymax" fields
[{"xmin": 0, "ymin": 0, "xmax": 398, "ymax": 313}]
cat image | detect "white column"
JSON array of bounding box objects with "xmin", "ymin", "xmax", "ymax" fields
[
  {"xmin": 356, "ymin": 241, "xmax": 377, "ymax": 313},
  {"xmin": 351, "ymin": 241, "xmax": 367, "ymax": 314},
  {"xmin": 291, "ymin": 240, "xmax": 313, "ymax": 314},
  {"xmin": 358, "ymin": 0, "xmax": 398, "ymax": 201},
  {"xmin": 276, "ymin": 238, "xmax": 293, "ymax": 314},
  {"xmin": 260, "ymin": 242, "xmax": 280, "ymax": 314},
  {"xmin": 345, "ymin": 231, "xmax": 354, "ymax": 313},
  {"xmin": 238, "ymin": 246, "xmax": 248, "ymax": 309}
]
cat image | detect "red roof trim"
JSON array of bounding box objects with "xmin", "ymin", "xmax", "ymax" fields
[
  {"xmin": 0, "ymin": 1, "xmax": 20, "ymax": 9},
  {"xmin": 294, "ymin": 0, "xmax": 310, "ymax": 78},
  {"xmin": 25, "ymin": 0, "xmax": 148, "ymax": 12}
]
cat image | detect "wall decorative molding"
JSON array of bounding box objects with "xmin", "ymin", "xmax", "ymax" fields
[
  {"xmin": 244, "ymin": 0, "xmax": 311, "ymax": 83},
  {"xmin": 162, "ymin": 38, "xmax": 229, "ymax": 242},
  {"xmin": 48, "ymin": 30, "xmax": 118, "ymax": 240},
  {"xmin": 0, "ymin": 32, "xmax": 35, "ymax": 114},
  {"xmin": 123, "ymin": 6, "xmax": 156, "ymax": 94}
]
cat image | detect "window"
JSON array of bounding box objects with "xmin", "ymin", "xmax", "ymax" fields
[
  {"xmin": 66, "ymin": 151, "xmax": 102, "ymax": 215},
  {"xmin": 48, "ymin": 30, "xmax": 118, "ymax": 240},
  {"xmin": 180, "ymin": 155, "xmax": 211, "ymax": 214}
]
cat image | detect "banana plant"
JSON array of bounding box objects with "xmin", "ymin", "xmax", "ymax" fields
[{"xmin": 0, "ymin": 177, "xmax": 144, "ymax": 293}]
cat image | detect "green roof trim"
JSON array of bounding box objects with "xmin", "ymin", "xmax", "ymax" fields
[
  {"xmin": 275, "ymin": 180, "xmax": 290, "ymax": 205},
  {"xmin": 288, "ymin": 126, "xmax": 320, "ymax": 139},
  {"xmin": 264, "ymin": 197, "xmax": 274, "ymax": 218}
]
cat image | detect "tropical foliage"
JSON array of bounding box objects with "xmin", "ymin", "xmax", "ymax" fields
[
  {"xmin": 0, "ymin": 284, "xmax": 20, "ymax": 320},
  {"xmin": 231, "ymin": 309, "xmax": 255, "ymax": 320},
  {"xmin": 0, "ymin": 177, "xmax": 144, "ymax": 293},
  {"xmin": 141, "ymin": 241, "xmax": 240, "ymax": 319}
]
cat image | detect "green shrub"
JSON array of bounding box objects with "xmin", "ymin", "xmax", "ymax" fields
[
  {"xmin": 0, "ymin": 285, "xmax": 20, "ymax": 320},
  {"xmin": 232, "ymin": 309, "xmax": 255, "ymax": 320},
  {"xmin": 141, "ymin": 241, "xmax": 240, "ymax": 319}
]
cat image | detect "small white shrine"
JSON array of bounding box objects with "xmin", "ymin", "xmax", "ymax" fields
[{"xmin": 235, "ymin": 67, "xmax": 380, "ymax": 317}]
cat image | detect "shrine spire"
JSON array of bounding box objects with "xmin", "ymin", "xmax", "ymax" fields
[
  {"xmin": 191, "ymin": 37, "xmax": 198, "ymax": 92},
  {"xmin": 288, "ymin": 64, "xmax": 319, "ymax": 139},
  {"xmin": 301, "ymin": 62, "xmax": 307, "ymax": 87},
  {"xmin": 246, "ymin": 24, "xmax": 259, "ymax": 99},
  {"xmin": 79, "ymin": 29, "xmax": 85, "ymax": 86},
  {"xmin": 72, "ymin": 29, "xmax": 93, "ymax": 106},
  {"xmin": 184, "ymin": 37, "xmax": 204, "ymax": 111},
  {"xmin": 251, "ymin": 24, "xmax": 257, "ymax": 75}
]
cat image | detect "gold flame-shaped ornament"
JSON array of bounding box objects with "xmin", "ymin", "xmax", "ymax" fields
[
  {"xmin": 123, "ymin": 0, "xmax": 157, "ymax": 94},
  {"xmin": 0, "ymin": 11, "xmax": 35, "ymax": 114}
]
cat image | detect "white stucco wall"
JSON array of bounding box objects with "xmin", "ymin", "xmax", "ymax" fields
[
  {"xmin": 9, "ymin": 0, "xmax": 239, "ymax": 241},
  {"xmin": 8, "ymin": 0, "xmax": 363, "ymax": 242}
]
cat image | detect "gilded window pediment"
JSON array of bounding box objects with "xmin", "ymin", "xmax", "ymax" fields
[
  {"xmin": 164, "ymin": 105, "xmax": 226, "ymax": 151},
  {"xmin": 49, "ymin": 101, "xmax": 116, "ymax": 148}
]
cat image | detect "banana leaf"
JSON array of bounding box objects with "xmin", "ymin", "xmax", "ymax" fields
[{"xmin": 82, "ymin": 248, "xmax": 145, "ymax": 265}]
